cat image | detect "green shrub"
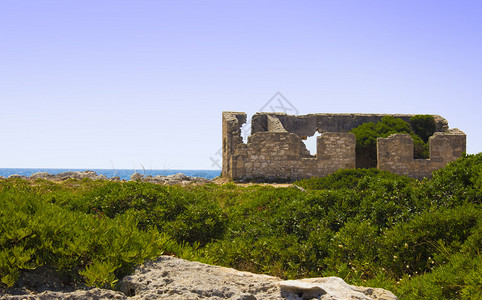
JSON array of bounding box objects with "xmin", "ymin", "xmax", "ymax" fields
[
  {"xmin": 394, "ymin": 252, "xmax": 482, "ymax": 299},
  {"xmin": 1, "ymin": 154, "xmax": 481, "ymax": 299},
  {"xmin": 325, "ymin": 220, "xmax": 379, "ymax": 269},
  {"xmin": 0, "ymin": 186, "xmax": 167, "ymax": 288},
  {"xmin": 295, "ymin": 168, "xmax": 392, "ymax": 190},
  {"xmin": 60, "ymin": 181, "xmax": 227, "ymax": 246},
  {"xmin": 350, "ymin": 116, "xmax": 430, "ymax": 168},
  {"xmin": 410, "ymin": 115, "xmax": 436, "ymax": 143},
  {"xmin": 420, "ymin": 153, "xmax": 482, "ymax": 207},
  {"xmin": 295, "ymin": 168, "xmax": 415, "ymax": 191},
  {"xmin": 379, "ymin": 204, "xmax": 480, "ymax": 278}
]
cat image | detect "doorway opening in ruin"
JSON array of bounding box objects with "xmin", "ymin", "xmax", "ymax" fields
[
  {"xmin": 355, "ymin": 145, "xmax": 378, "ymax": 169},
  {"xmin": 303, "ymin": 131, "xmax": 322, "ymax": 156}
]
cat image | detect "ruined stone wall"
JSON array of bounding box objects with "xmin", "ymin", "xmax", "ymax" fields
[
  {"xmin": 222, "ymin": 112, "xmax": 357, "ymax": 181},
  {"xmin": 377, "ymin": 131, "xmax": 466, "ymax": 179},
  {"xmin": 251, "ymin": 113, "xmax": 448, "ymax": 137},
  {"xmin": 222, "ymin": 111, "xmax": 465, "ymax": 181},
  {"xmin": 222, "ymin": 112, "xmax": 247, "ymax": 180},
  {"xmin": 238, "ymin": 131, "xmax": 355, "ymax": 181}
]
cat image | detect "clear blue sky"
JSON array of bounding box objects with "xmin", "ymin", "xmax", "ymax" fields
[{"xmin": 1, "ymin": 0, "xmax": 481, "ymax": 170}]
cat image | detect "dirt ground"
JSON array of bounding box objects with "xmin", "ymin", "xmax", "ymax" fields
[{"xmin": 212, "ymin": 177, "xmax": 293, "ymax": 188}]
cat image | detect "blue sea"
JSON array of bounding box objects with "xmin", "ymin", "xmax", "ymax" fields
[{"xmin": 0, "ymin": 168, "xmax": 221, "ymax": 180}]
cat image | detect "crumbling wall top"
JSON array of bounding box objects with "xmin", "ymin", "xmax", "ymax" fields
[{"xmin": 251, "ymin": 113, "xmax": 448, "ymax": 137}]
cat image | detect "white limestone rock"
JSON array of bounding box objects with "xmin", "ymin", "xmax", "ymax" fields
[
  {"xmin": 119, "ymin": 256, "xmax": 280, "ymax": 299},
  {"xmin": 1, "ymin": 288, "xmax": 127, "ymax": 299},
  {"xmin": 30, "ymin": 172, "xmax": 55, "ymax": 180},
  {"xmin": 130, "ymin": 172, "xmax": 144, "ymax": 181},
  {"xmin": 1, "ymin": 256, "xmax": 398, "ymax": 300},
  {"xmin": 280, "ymin": 277, "xmax": 398, "ymax": 300},
  {"xmin": 7, "ymin": 174, "xmax": 26, "ymax": 179},
  {"xmin": 52, "ymin": 170, "xmax": 100, "ymax": 180},
  {"xmin": 118, "ymin": 256, "xmax": 398, "ymax": 300}
]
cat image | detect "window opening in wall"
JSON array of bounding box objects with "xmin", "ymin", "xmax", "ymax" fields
[
  {"xmin": 303, "ymin": 131, "xmax": 322, "ymax": 156},
  {"xmin": 240, "ymin": 115, "xmax": 251, "ymax": 143}
]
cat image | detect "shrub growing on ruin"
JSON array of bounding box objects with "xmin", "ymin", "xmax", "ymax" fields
[
  {"xmin": 409, "ymin": 114, "xmax": 436, "ymax": 143},
  {"xmin": 350, "ymin": 116, "xmax": 429, "ymax": 168}
]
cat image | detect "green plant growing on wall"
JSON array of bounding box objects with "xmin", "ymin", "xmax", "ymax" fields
[
  {"xmin": 350, "ymin": 116, "xmax": 430, "ymax": 168},
  {"xmin": 409, "ymin": 115, "xmax": 436, "ymax": 143}
]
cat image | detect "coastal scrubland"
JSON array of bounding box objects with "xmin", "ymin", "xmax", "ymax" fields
[{"xmin": 1, "ymin": 153, "xmax": 481, "ymax": 299}]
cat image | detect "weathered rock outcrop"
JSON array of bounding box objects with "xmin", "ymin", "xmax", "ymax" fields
[
  {"xmin": 1, "ymin": 256, "xmax": 398, "ymax": 300},
  {"xmin": 2, "ymin": 171, "xmax": 211, "ymax": 186},
  {"xmin": 130, "ymin": 172, "xmax": 211, "ymax": 186},
  {"xmin": 6, "ymin": 174, "xmax": 27, "ymax": 180},
  {"xmin": 30, "ymin": 170, "xmax": 108, "ymax": 181}
]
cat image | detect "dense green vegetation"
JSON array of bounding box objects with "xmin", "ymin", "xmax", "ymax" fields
[
  {"xmin": 1, "ymin": 153, "xmax": 481, "ymax": 299},
  {"xmin": 350, "ymin": 115, "xmax": 436, "ymax": 168},
  {"xmin": 409, "ymin": 115, "xmax": 437, "ymax": 143}
]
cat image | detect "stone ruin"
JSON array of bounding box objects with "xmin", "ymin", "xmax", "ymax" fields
[{"xmin": 222, "ymin": 112, "xmax": 466, "ymax": 181}]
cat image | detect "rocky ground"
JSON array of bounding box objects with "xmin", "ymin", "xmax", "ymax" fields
[
  {"xmin": 3, "ymin": 170, "xmax": 212, "ymax": 186},
  {"xmin": 3, "ymin": 171, "xmax": 296, "ymax": 187},
  {"xmin": 1, "ymin": 256, "xmax": 398, "ymax": 300}
]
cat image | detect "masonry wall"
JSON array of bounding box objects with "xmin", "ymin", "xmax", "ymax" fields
[
  {"xmin": 377, "ymin": 131, "xmax": 466, "ymax": 179},
  {"xmin": 251, "ymin": 113, "xmax": 449, "ymax": 137},
  {"xmin": 222, "ymin": 112, "xmax": 357, "ymax": 181},
  {"xmin": 222, "ymin": 111, "xmax": 466, "ymax": 181},
  {"xmin": 238, "ymin": 131, "xmax": 355, "ymax": 180},
  {"xmin": 222, "ymin": 112, "xmax": 247, "ymax": 180}
]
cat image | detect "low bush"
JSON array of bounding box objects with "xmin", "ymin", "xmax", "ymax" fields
[
  {"xmin": 379, "ymin": 204, "xmax": 480, "ymax": 278},
  {"xmin": 295, "ymin": 168, "xmax": 401, "ymax": 190},
  {"xmin": 0, "ymin": 186, "xmax": 166, "ymax": 288},
  {"xmin": 1, "ymin": 153, "xmax": 481, "ymax": 299},
  {"xmin": 52, "ymin": 181, "xmax": 227, "ymax": 246}
]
